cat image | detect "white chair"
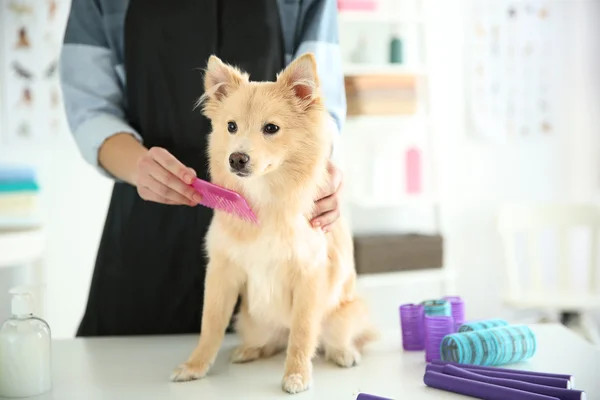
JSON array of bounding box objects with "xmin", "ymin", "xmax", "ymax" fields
[{"xmin": 497, "ymin": 203, "xmax": 600, "ymax": 345}]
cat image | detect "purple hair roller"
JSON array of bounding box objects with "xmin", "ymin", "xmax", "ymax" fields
[
  {"xmin": 424, "ymin": 371, "xmax": 560, "ymax": 400},
  {"xmin": 426, "ymin": 364, "xmax": 447, "ymax": 372},
  {"xmin": 442, "ymin": 296, "xmax": 465, "ymax": 332},
  {"xmin": 399, "ymin": 303, "xmax": 425, "ymax": 351},
  {"xmin": 426, "ymin": 364, "xmax": 569, "ymax": 389},
  {"xmin": 440, "ymin": 365, "xmax": 585, "ymax": 400},
  {"xmin": 431, "ymin": 360, "xmax": 575, "ymax": 386},
  {"xmin": 356, "ymin": 393, "xmax": 394, "ymax": 400},
  {"xmin": 425, "ymin": 315, "xmax": 454, "ymax": 362}
]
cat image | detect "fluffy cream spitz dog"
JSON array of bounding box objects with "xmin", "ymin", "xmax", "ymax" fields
[{"xmin": 170, "ymin": 53, "xmax": 377, "ymax": 394}]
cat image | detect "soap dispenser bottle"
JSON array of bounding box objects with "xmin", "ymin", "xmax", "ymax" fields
[{"xmin": 0, "ymin": 286, "xmax": 52, "ymax": 398}]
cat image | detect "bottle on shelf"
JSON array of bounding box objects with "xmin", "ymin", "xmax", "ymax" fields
[
  {"xmin": 350, "ymin": 35, "xmax": 369, "ymax": 64},
  {"xmin": 405, "ymin": 146, "xmax": 421, "ymax": 194},
  {"xmin": 390, "ymin": 25, "xmax": 404, "ymax": 64}
]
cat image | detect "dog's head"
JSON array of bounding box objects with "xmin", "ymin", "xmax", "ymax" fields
[{"xmin": 200, "ymin": 53, "xmax": 331, "ymax": 190}]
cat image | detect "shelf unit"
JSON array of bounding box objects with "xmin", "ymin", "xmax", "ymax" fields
[
  {"xmin": 337, "ymin": 0, "xmax": 437, "ymax": 217},
  {"xmin": 337, "ymin": 1, "xmax": 450, "ymax": 294}
]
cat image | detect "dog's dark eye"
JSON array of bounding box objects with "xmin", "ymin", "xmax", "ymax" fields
[
  {"xmin": 227, "ymin": 121, "xmax": 237, "ymax": 134},
  {"xmin": 263, "ymin": 123, "xmax": 279, "ymax": 135}
]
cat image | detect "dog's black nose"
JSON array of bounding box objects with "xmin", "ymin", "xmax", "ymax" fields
[{"xmin": 229, "ymin": 152, "xmax": 250, "ymax": 171}]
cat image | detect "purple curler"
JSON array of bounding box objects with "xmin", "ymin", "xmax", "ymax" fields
[
  {"xmin": 426, "ymin": 364, "xmax": 450, "ymax": 373},
  {"xmin": 440, "ymin": 365, "xmax": 585, "ymax": 400},
  {"xmin": 431, "ymin": 360, "xmax": 575, "ymax": 386},
  {"xmin": 399, "ymin": 303, "xmax": 425, "ymax": 351},
  {"xmin": 442, "ymin": 296, "xmax": 465, "ymax": 332},
  {"xmin": 356, "ymin": 393, "xmax": 394, "ymax": 400},
  {"xmin": 426, "ymin": 364, "xmax": 569, "ymax": 389},
  {"xmin": 424, "ymin": 315, "xmax": 454, "ymax": 362},
  {"xmin": 424, "ymin": 371, "xmax": 561, "ymax": 400}
]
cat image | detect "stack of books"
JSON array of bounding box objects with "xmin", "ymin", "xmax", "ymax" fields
[
  {"xmin": 0, "ymin": 165, "xmax": 40, "ymax": 229},
  {"xmin": 345, "ymin": 73, "xmax": 418, "ymax": 116}
]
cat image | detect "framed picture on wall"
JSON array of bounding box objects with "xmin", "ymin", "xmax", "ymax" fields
[
  {"xmin": 0, "ymin": 0, "xmax": 70, "ymax": 145},
  {"xmin": 465, "ymin": 0, "xmax": 557, "ymax": 141}
]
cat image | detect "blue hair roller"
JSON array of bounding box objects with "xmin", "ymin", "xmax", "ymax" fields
[
  {"xmin": 421, "ymin": 299, "xmax": 451, "ymax": 317},
  {"xmin": 458, "ymin": 319, "xmax": 508, "ymax": 332},
  {"xmin": 440, "ymin": 325, "xmax": 537, "ymax": 366}
]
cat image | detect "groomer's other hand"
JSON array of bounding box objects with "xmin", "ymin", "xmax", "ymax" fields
[
  {"xmin": 133, "ymin": 147, "xmax": 202, "ymax": 206},
  {"xmin": 311, "ymin": 160, "xmax": 343, "ymax": 233}
]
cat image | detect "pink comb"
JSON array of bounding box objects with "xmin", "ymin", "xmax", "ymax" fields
[{"xmin": 190, "ymin": 178, "xmax": 258, "ymax": 224}]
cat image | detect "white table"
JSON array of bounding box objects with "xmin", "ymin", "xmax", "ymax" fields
[{"xmin": 22, "ymin": 323, "xmax": 600, "ymax": 400}]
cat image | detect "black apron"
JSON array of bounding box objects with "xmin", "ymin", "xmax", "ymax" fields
[{"xmin": 76, "ymin": 0, "xmax": 285, "ymax": 336}]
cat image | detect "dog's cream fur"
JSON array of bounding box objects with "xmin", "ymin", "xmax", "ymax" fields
[{"xmin": 170, "ymin": 53, "xmax": 377, "ymax": 394}]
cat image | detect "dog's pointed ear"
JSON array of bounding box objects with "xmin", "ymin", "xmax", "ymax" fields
[
  {"xmin": 204, "ymin": 55, "xmax": 247, "ymax": 102},
  {"xmin": 277, "ymin": 53, "xmax": 321, "ymax": 108}
]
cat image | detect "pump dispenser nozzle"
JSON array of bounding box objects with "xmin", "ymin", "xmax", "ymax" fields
[{"xmin": 9, "ymin": 285, "xmax": 35, "ymax": 317}]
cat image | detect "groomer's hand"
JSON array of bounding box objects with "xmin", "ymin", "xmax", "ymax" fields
[
  {"xmin": 311, "ymin": 160, "xmax": 343, "ymax": 232},
  {"xmin": 133, "ymin": 147, "xmax": 202, "ymax": 206}
]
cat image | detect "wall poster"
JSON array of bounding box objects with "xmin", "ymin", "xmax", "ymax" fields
[
  {"xmin": 0, "ymin": 0, "xmax": 70, "ymax": 145},
  {"xmin": 466, "ymin": 0, "xmax": 559, "ymax": 141}
]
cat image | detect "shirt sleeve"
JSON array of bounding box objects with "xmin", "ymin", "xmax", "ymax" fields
[
  {"xmin": 59, "ymin": 0, "xmax": 142, "ymax": 178},
  {"xmin": 293, "ymin": 0, "xmax": 347, "ymax": 140}
]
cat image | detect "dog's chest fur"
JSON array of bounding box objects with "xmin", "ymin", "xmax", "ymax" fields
[{"xmin": 212, "ymin": 215, "xmax": 328, "ymax": 327}]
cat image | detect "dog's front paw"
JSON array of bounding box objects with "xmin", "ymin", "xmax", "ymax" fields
[
  {"xmin": 282, "ymin": 373, "xmax": 311, "ymax": 394},
  {"xmin": 327, "ymin": 347, "xmax": 361, "ymax": 368},
  {"xmin": 170, "ymin": 361, "xmax": 211, "ymax": 382}
]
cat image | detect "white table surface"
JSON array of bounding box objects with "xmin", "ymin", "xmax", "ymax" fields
[{"xmin": 19, "ymin": 323, "xmax": 600, "ymax": 400}]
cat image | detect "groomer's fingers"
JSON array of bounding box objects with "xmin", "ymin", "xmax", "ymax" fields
[
  {"xmin": 146, "ymin": 158, "xmax": 200, "ymax": 203},
  {"xmin": 135, "ymin": 147, "xmax": 201, "ymax": 204},
  {"xmin": 318, "ymin": 210, "xmax": 341, "ymax": 233},
  {"xmin": 137, "ymin": 185, "xmax": 178, "ymax": 205},
  {"xmin": 138, "ymin": 176, "xmax": 196, "ymax": 206},
  {"xmin": 148, "ymin": 146, "xmax": 197, "ymax": 185},
  {"xmin": 311, "ymin": 194, "xmax": 338, "ymax": 226}
]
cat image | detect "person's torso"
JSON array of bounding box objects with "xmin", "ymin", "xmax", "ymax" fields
[
  {"xmin": 122, "ymin": 0, "xmax": 286, "ymax": 173},
  {"xmin": 98, "ymin": 0, "xmax": 302, "ymax": 92}
]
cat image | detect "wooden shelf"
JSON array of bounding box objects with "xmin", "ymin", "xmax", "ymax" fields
[
  {"xmin": 339, "ymin": 11, "xmax": 425, "ymax": 24},
  {"xmin": 344, "ymin": 63, "xmax": 427, "ymax": 76},
  {"xmin": 348, "ymin": 196, "xmax": 437, "ymax": 209},
  {"xmin": 356, "ymin": 268, "xmax": 454, "ymax": 288},
  {"xmin": 345, "ymin": 113, "xmax": 430, "ymax": 125}
]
